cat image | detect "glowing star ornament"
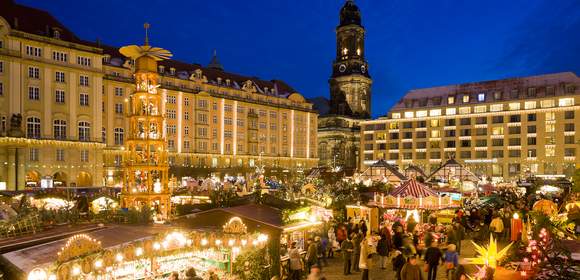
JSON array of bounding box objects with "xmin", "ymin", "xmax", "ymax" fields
[{"xmin": 466, "ymin": 235, "xmax": 513, "ymax": 268}]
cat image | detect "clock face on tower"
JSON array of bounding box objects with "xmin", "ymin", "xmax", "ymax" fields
[{"xmin": 339, "ymin": 64, "xmax": 346, "ymax": 73}]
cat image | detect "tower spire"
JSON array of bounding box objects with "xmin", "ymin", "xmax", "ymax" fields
[
  {"xmin": 143, "ymin": 22, "xmax": 150, "ymax": 46},
  {"xmin": 208, "ymin": 49, "xmax": 224, "ymax": 71}
]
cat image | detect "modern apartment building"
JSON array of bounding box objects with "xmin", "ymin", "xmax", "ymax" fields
[
  {"xmin": 360, "ymin": 72, "xmax": 579, "ymax": 181},
  {"xmin": 0, "ymin": 0, "xmax": 317, "ymax": 190}
]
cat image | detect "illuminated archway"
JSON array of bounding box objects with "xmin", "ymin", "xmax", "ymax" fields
[
  {"xmin": 53, "ymin": 171, "xmax": 68, "ymax": 187},
  {"xmin": 25, "ymin": 170, "xmax": 41, "ymax": 187},
  {"xmin": 76, "ymin": 172, "xmax": 92, "ymax": 187}
]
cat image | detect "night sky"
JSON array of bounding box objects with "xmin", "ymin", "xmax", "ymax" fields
[{"xmin": 19, "ymin": 0, "xmax": 580, "ymax": 117}]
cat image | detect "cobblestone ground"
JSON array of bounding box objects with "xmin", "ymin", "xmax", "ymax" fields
[{"xmin": 317, "ymin": 240, "xmax": 478, "ymax": 280}]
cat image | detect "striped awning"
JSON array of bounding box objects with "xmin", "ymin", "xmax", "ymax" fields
[{"xmin": 390, "ymin": 179, "xmax": 438, "ymax": 198}]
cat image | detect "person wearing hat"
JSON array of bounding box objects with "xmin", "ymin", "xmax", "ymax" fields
[{"xmin": 340, "ymin": 235, "xmax": 354, "ymax": 275}]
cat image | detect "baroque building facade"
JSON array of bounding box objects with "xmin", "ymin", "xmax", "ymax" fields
[
  {"xmin": 317, "ymin": 0, "xmax": 372, "ymax": 172},
  {"xmin": 360, "ymin": 72, "xmax": 580, "ymax": 181},
  {"xmin": 0, "ymin": 0, "xmax": 317, "ymax": 191}
]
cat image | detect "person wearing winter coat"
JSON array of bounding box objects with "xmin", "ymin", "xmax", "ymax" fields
[
  {"xmin": 377, "ymin": 234, "xmax": 390, "ymax": 269},
  {"xmin": 327, "ymin": 227, "xmax": 337, "ymax": 258},
  {"xmin": 392, "ymin": 250, "xmax": 406, "ymax": 280},
  {"xmin": 184, "ymin": 268, "xmax": 203, "ymax": 280},
  {"xmin": 401, "ymin": 255, "xmax": 423, "ymax": 280},
  {"xmin": 305, "ymin": 238, "xmax": 318, "ymax": 274},
  {"xmin": 288, "ymin": 242, "xmax": 302, "ymax": 280},
  {"xmin": 424, "ymin": 242, "xmax": 443, "ymax": 280},
  {"xmin": 341, "ymin": 237, "xmax": 354, "ymax": 275},
  {"xmin": 444, "ymin": 244, "xmax": 459, "ymax": 280},
  {"xmin": 358, "ymin": 236, "xmax": 374, "ymax": 280},
  {"xmin": 490, "ymin": 215, "xmax": 504, "ymax": 240},
  {"xmin": 351, "ymin": 232, "xmax": 362, "ymax": 272}
]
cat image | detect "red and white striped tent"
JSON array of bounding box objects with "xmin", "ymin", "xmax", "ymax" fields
[
  {"xmin": 390, "ymin": 179, "xmax": 437, "ymax": 198},
  {"xmin": 369, "ymin": 178, "xmax": 457, "ymax": 209}
]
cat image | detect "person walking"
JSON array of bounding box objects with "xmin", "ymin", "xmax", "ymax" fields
[
  {"xmin": 352, "ymin": 232, "xmax": 362, "ymax": 272},
  {"xmin": 377, "ymin": 233, "xmax": 390, "ymax": 269},
  {"xmin": 327, "ymin": 226, "xmax": 336, "ymax": 259},
  {"xmin": 454, "ymin": 222, "xmax": 464, "ymax": 254},
  {"xmin": 341, "ymin": 236, "xmax": 354, "ymax": 275},
  {"xmin": 444, "ymin": 244, "xmax": 459, "ymax": 280},
  {"xmin": 424, "ymin": 242, "xmax": 443, "ymax": 280},
  {"xmin": 401, "ymin": 255, "xmax": 423, "ymax": 280},
  {"xmin": 288, "ymin": 242, "xmax": 303, "ymax": 280}
]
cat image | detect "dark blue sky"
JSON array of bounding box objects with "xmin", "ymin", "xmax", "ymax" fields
[{"xmin": 21, "ymin": 0, "xmax": 580, "ymax": 117}]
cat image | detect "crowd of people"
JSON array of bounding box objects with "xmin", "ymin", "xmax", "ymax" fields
[{"xmin": 285, "ymin": 215, "xmax": 475, "ymax": 280}]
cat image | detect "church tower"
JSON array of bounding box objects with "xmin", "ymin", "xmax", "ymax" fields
[{"xmin": 329, "ymin": 0, "xmax": 372, "ymax": 119}]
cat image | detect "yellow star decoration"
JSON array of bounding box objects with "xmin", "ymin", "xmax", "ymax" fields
[{"xmin": 466, "ymin": 235, "xmax": 513, "ymax": 268}]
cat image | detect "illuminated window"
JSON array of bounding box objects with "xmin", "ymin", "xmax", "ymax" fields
[
  {"xmin": 508, "ymin": 103, "xmax": 520, "ymax": 110},
  {"xmin": 524, "ymin": 101, "xmax": 536, "ymax": 109},
  {"xmin": 477, "ymin": 93, "xmax": 485, "ymax": 102},
  {"xmin": 392, "ymin": 113, "xmax": 401, "ymax": 119},
  {"xmin": 474, "ymin": 106, "xmax": 486, "ymax": 113},
  {"xmin": 78, "ymin": 121, "xmax": 91, "ymax": 141},
  {"xmin": 492, "ymin": 127, "xmax": 504, "ymax": 135},
  {"xmin": 545, "ymin": 124, "xmax": 555, "ymax": 132},
  {"xmin": 447, "ymin": 96, "xmax": 455, "ymax": 104},
  {"xmin": 546, "ymin": 146, "xmax": 555, "ymax": 157},
  {"xmin": 545, "ymin": 112, "xmax": 555, "ymax": 121},
  {"xmin": 462, "ymin": 95, "xmax": 469, "ymax": 103},
  {"xmin": 53, "ymin": 120, "xmax": 67, "ymax": 140},
  {"xmin": 458, "ymin": 107, "xmax": 471, "ymax": 114},
  {"xmin": 404, "ymin": 111, "xmax": 414, "ymax": 118},
  {"xmin": 559, "ymin": 98, "xmax": 574, "ymax": 107},
  {"xmin": 446, "ymin": 108, "xmax": 456, "ymax": 115},
  {"xmin": 416, "ymin": 110, "xmax": 427, "ymax": 117},
  {"xmin": 430, "ymin": 119, "xmax": 440, "ymax": 127},
  {"xmin": 540, "ymin": 99, "xmax": 554, "ymax": 108},
  {"xmin": 490, "ymin": 104, "xmax": 503, "ymax": 112},
  {"xmin": 429, "ymin": 109, "xmax": 441, "ymax": 116},
  {"xmin": 430, "ymin": 130, "xmax": 440, "ymax": 138}
]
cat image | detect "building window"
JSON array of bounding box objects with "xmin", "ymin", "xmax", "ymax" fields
[
  {"xmin": 540, "ymin": 100, "xmax": 555, "ymax": 108},
  {"xmin": 545, "ymin": 124, "xmax": 555, "ymax": 133},
  {"xmin": 527, "ymin": 149, "xmax": 536, "ymax": 157},
  {"xmin": 509, "ymin": 138, "xmax": 521, "ymax": 146},
  {"xmin": 564, "ymin": 111, "xmax": 575, "ymax": 119},
  {"xmin": 447, "ymin": 96, "xmax": 455, "ymax": 104},
  {"xmin": 77, "ymin": 56, "xmax": 92, "ymax": 67},
  {"xmin": 492, "ymin": 116, "xmax": 503, "ymax": 123},
  {"xmin": 25, "ymin": 45, "xmax": 42, "ymax": 57},
  {"xmin": 524, "ymin": 101, "xmax": 536, "ymax": 109},
  {"xmin": 27, "ymin": 117, "xmax": 41, "ymax": 139},
  {"xmin": 477, "ymin": 93, "xmax": 485, "ymax": 102},
  {"xmin": 78, "ymin": 121, "xmax": 91, "ymax": 141},
  {"xmin": 462, "ymin": 95, "xmax": 469, "ymax": 103},
  {"xmin": 509, "ymin": 115, "xmax": 521, "ymax": 123},
  {"xmin": 80, "ymin": 150, "xmax": 89, "ymax": 162},
  {"xmin": 29, "ymin": 148, "xmax": 39, "ymax": 161},
  {"xmin": 492, "ymin": 139, "xmax": 503, "ymax": 146},
  {"xmin": 559, "ymin": 98, "xmax": 574, "ymax": 107},
  {"xmin": 79, "ymin": 75, "xmax": 89, "ymax": 86},
  {"xmin": 56, "ymin": 149, "xmax": 65, "ymax": 161},
  {"xmin": 565, "ymin": 123, "xmax": 575, "ymax": 132},
  {"xmin": 527, "ymin": 137, "xmax": 536, "ymax": 145},
  {"xmin": 28, "ymin": 67, "xmax": 40, "ymax": 79},
  {"xmin": 0, "ymin": 61, "xmax": 3, "ymax": 73},
  {"xmin": 490, "ymin": 104, "xmax": 503, "ymax": 112},
  {"xmin": 114, "ymin": 103, "xmax": 123, "ymax": 114},
  {"xmin": 492, "ymin": 150, "xmax": 503, "ymax": 158},
  {"xmin": 565, "ymin": 148, "xmax": 576, "ymax": 157},
  {"xmin": 52, "ymin": 51, "xmax": 67, "ymax": 62},
  {"xmin": 114, "ymin": 128, "xmax": 124, "ymax": 145},
  {"xmin": 80, "ymin": 93, "xmax": 89, "ymax": 106},
  {"xmin": 184, "ymin": 126, "xmax": 189, "ymax": 135},
  {"xmin": 53, "ymin": 119, "xmax": 67, "ymax": 140},
  {"xmin": 166, "ymin": 95, "xmax": 176, "ymax": 104},
  {"xmin": 114, "ymin": 87, "xmax": 124, "ymax": 96},
  {"xmin": 508, "ymin": 103, "xmax": 520, "ymax": 111},
  {"xmin": 55, "ymin": 71, "xmax": 65, "ymax": 83},
  {"xmin": 565, "ymin": 136, "xmax": 575, "ymax": 144},
  {"xmin": 55, "ymin": 90, "xmax": 65, "ymax": 103},
  {"xmin": 0, "ymin": 82, "xmax": 3, "ymax": 96},
  {"xmin": 166, "ymin": 109, "xmax": 176, "ymax": 119},
  {"xmin": 28, "ymin": 87, "xmax": 40, "ymax": 100},
  {"xmin": 114, "ymin": 155, "xmax": 122, "ymax": 167}
]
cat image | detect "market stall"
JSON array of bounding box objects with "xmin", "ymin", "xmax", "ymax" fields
[
  {"xmin": 346, "ymin": 204, "xmax": 379, "ymax": 234},
  {"xmin": 357, "ymin": 159, "xmax": 407, "ymax": 185},
  {"xmin": 428, "ymin": 158, "xmax": 480, "ymax": 193},
  {"xmin": 10, "ymin": 220, "xmax": 268, "ymax": 280}
]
